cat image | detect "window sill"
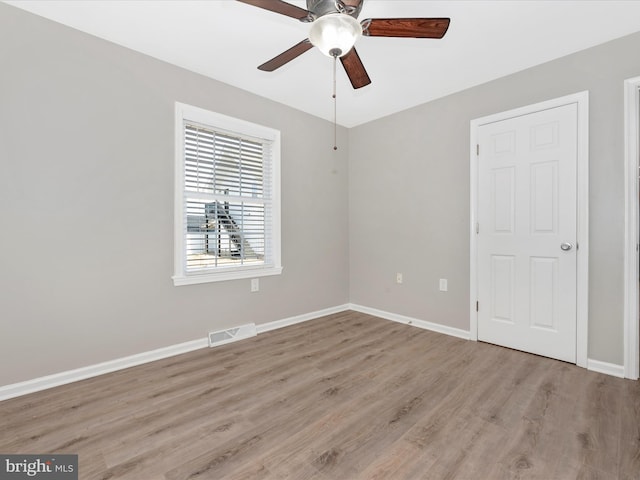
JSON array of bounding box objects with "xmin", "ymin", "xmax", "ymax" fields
[{"xmin": 172, "ymin": 265, "xmax": 283, "ymax": 286}]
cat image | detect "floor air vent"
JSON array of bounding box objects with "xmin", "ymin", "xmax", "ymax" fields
[{"xmin": 208, "ymin": 323, "xmax": 257, "ymax": 348}]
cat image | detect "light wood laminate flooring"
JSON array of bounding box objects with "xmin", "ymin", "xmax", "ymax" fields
[{"xmin": 1, "ymin": 311, "xmax": 639, "ymax": 479}]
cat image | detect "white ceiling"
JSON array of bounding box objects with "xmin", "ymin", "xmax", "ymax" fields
[{"xmin": 7, "ymin": 0, "xmax": 640, "ymax": 127}]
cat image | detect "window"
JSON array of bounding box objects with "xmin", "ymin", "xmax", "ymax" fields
[{"xmin": 173, "ymin": 103, "xmax": 281, "ymax": 286}]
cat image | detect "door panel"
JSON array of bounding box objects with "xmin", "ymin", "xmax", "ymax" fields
[
  {"xmin": 492, "ymin": 167, "xmax": 515, "ymax": 233},
  {"xmin": 477, "ymin": 103, "xmax": 577, "ymax": 363},
  {"xmin": 530, "ymin": 161, "xmax": 557, "ymax": 233},
  {"xmin": 491, "ymin": 255, "xmax": 515, "ymax": 323},
  {"xmin": 529, "ymin": 256, "xmax": 557, "ymax": 330}
]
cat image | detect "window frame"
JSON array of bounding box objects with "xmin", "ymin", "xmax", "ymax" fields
[{"xmin": 173, "ymin": 102, "xmax": 282, "ymax": 286}]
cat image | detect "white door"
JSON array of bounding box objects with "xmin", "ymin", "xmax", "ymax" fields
[{"xmin": 477, "ymin": 103, "xmax": 577, "ymax": 363}]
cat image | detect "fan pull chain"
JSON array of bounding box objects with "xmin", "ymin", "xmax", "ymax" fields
[{"xmin": 333, "ymin": 54, "xmax": 337, "ymax": 151}]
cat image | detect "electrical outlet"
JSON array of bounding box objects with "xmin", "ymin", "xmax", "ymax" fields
[
  {"xmin": 251, "ymin": 278, "xmax": 259, "ymax": 292},
  {"xmin": 439, "ymin": 278, "xmax": 448, "ymax": 291},
  {"xmin": 396, "ymin": 273, "xmax": 403, "ymax": 284}
]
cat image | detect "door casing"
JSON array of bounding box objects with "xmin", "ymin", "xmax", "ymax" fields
[
  {"xmin": 623, "ymin": 76, "xmax": 640, "ymax": 380},
  {"xmin": 469, "ymin": 91, "xmax": 589, "ymax": 368}
]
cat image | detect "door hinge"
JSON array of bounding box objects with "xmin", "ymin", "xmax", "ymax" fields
[
  {"xmin": 476, "ymin": 222, "xmax": 479, "ymax": 234},
  {"xmin": 476, "ymin": 144, "xmax": 480, "ymax": 156},
  {"xmin": 476, "ymin": 301, "xmax": 479, "ymax": 312}
]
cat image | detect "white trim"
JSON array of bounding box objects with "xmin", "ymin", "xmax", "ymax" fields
[
  {"xmin": 576, "ymin": 92, "xmax": 590, "ymax": 369},
  {"xmin": 469, "ymin": 125, "xmax": 479, "ymax": 342},
  {"xmin": 587, "ymin": 359, "xmax": 625, "ymax": 378},
  {"xmin": 624, "ymin": 76, "xmax": 640, "ymax": 380},
  {"xmin": 0, "ymin": 338, "xmax": 208, "ymax": 402},
  {"xmin": 173, "ymin": 266, "xmax": 283, "ymax": 286},
  {"xmin": 173, "ymin": 102, "xmax": 282, "ymax": 286},
  {"xmin": 4, "ymin": 302, "xmax": 628, "ymax": 402},
  {"xmin": 0, "ymin": 304, "xmax": 351, "ymax": 402},
  {"xmin": 174, "ymin": 103, "xmax": 185, "ymax": 282},
  {"xmin": 256, "ymin": 304, "xmax": 350, "ymax": 334},
  {"xmin": 469, "ymin": 91, "xmax": 590, "ymax": 368},
  {"xmin": 349, "ymin": 304, "xmax": 471, "ymax": 340}
]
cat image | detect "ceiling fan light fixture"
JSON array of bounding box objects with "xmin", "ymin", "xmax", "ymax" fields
[{"xmin": 309, "ymin": 13, "xmax": 362, "ymax": 57}]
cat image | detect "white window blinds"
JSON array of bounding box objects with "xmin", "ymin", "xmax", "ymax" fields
[{"xmin": 174, "ymin": 103, "xmax": 281, "ymax": 286}]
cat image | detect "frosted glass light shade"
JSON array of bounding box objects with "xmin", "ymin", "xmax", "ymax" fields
[{"xmin": 309, "ymin": 13, "xmax": 362, "ymax": 57}]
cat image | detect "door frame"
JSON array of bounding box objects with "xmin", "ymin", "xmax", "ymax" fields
[
  {"xmin": 623, "ymin": 76, "xmax": 640, "ymax": 380},
  {"xmin": 469, "ymin": 91, "xmax": 590, "ymax": 368}
]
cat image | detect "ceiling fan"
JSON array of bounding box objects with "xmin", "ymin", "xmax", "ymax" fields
[{"xmin": 237, "ymin": 0, "xmax": 450, "ymax": 89}]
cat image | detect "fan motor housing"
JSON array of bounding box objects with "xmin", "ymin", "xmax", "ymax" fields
[{"xmin": 307, "ymin": 0, "xmax": 363, "ymax": 19}]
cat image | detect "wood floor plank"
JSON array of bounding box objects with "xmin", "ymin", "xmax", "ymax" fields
[
  {"xmin": 0, "ymin": 311, "xmax": 638, "ymax": 480},
  {"xmin": 618, "ymin": 377, "xmax": 640, "ymax": 478}
]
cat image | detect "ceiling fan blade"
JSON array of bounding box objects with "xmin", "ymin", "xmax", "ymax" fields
[
  {"xmin": 236, "ymin": 0, "xmax": 310, "ymax": 20},
  {"xmin": 258, "ymin": 39, "xmax": 314, "ymax": 72},
  {"xmin": 362, "ymin": 18, "xmax": 450, "ymax": 38},
  {"xmin": 340, "ymin": 48, "xmax": 371, "ymax": 89}
]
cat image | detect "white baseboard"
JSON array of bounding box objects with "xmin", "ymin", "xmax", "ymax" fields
[
  {"xmin": 0, "ymin": 338, "xmax": 209, "ymax": 402},
  {"xmin": 349, "ymin": 303, "xmax": 471, "ymax": 340},
  {"xmin": 587, "ymin": 358, "xmax": 625, "ymax": 378},
  {"xmin": 3, "ymin": 304, "xmax": 623, "ymax": 402},
  {"xmin": 256, "ymin": 304, "xmax": 350, "ymax": 334},
  {"xmin": 0, "ymin": 304, "xmax": 351, "ymax": 402},
  {"xmin": 351, "ymin": 305, "xmax": 630, "ymax": 380}
]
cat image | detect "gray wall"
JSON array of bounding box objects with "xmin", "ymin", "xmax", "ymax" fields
[
  {"xmin": 2, "ymin": 3, "xmax": 638, "ymax": 387},
  {"xmin": 0, "ymin": 4, "xmax": 349, "ymax": 386},
  {"xmin": 349, "ymin": 30, "xmax": 640, "ymax": 366}
]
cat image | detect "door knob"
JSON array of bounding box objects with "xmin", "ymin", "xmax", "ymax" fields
[{"xmin": 560, "ymin": 242, "xmax": 573, "ymax": 251}]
